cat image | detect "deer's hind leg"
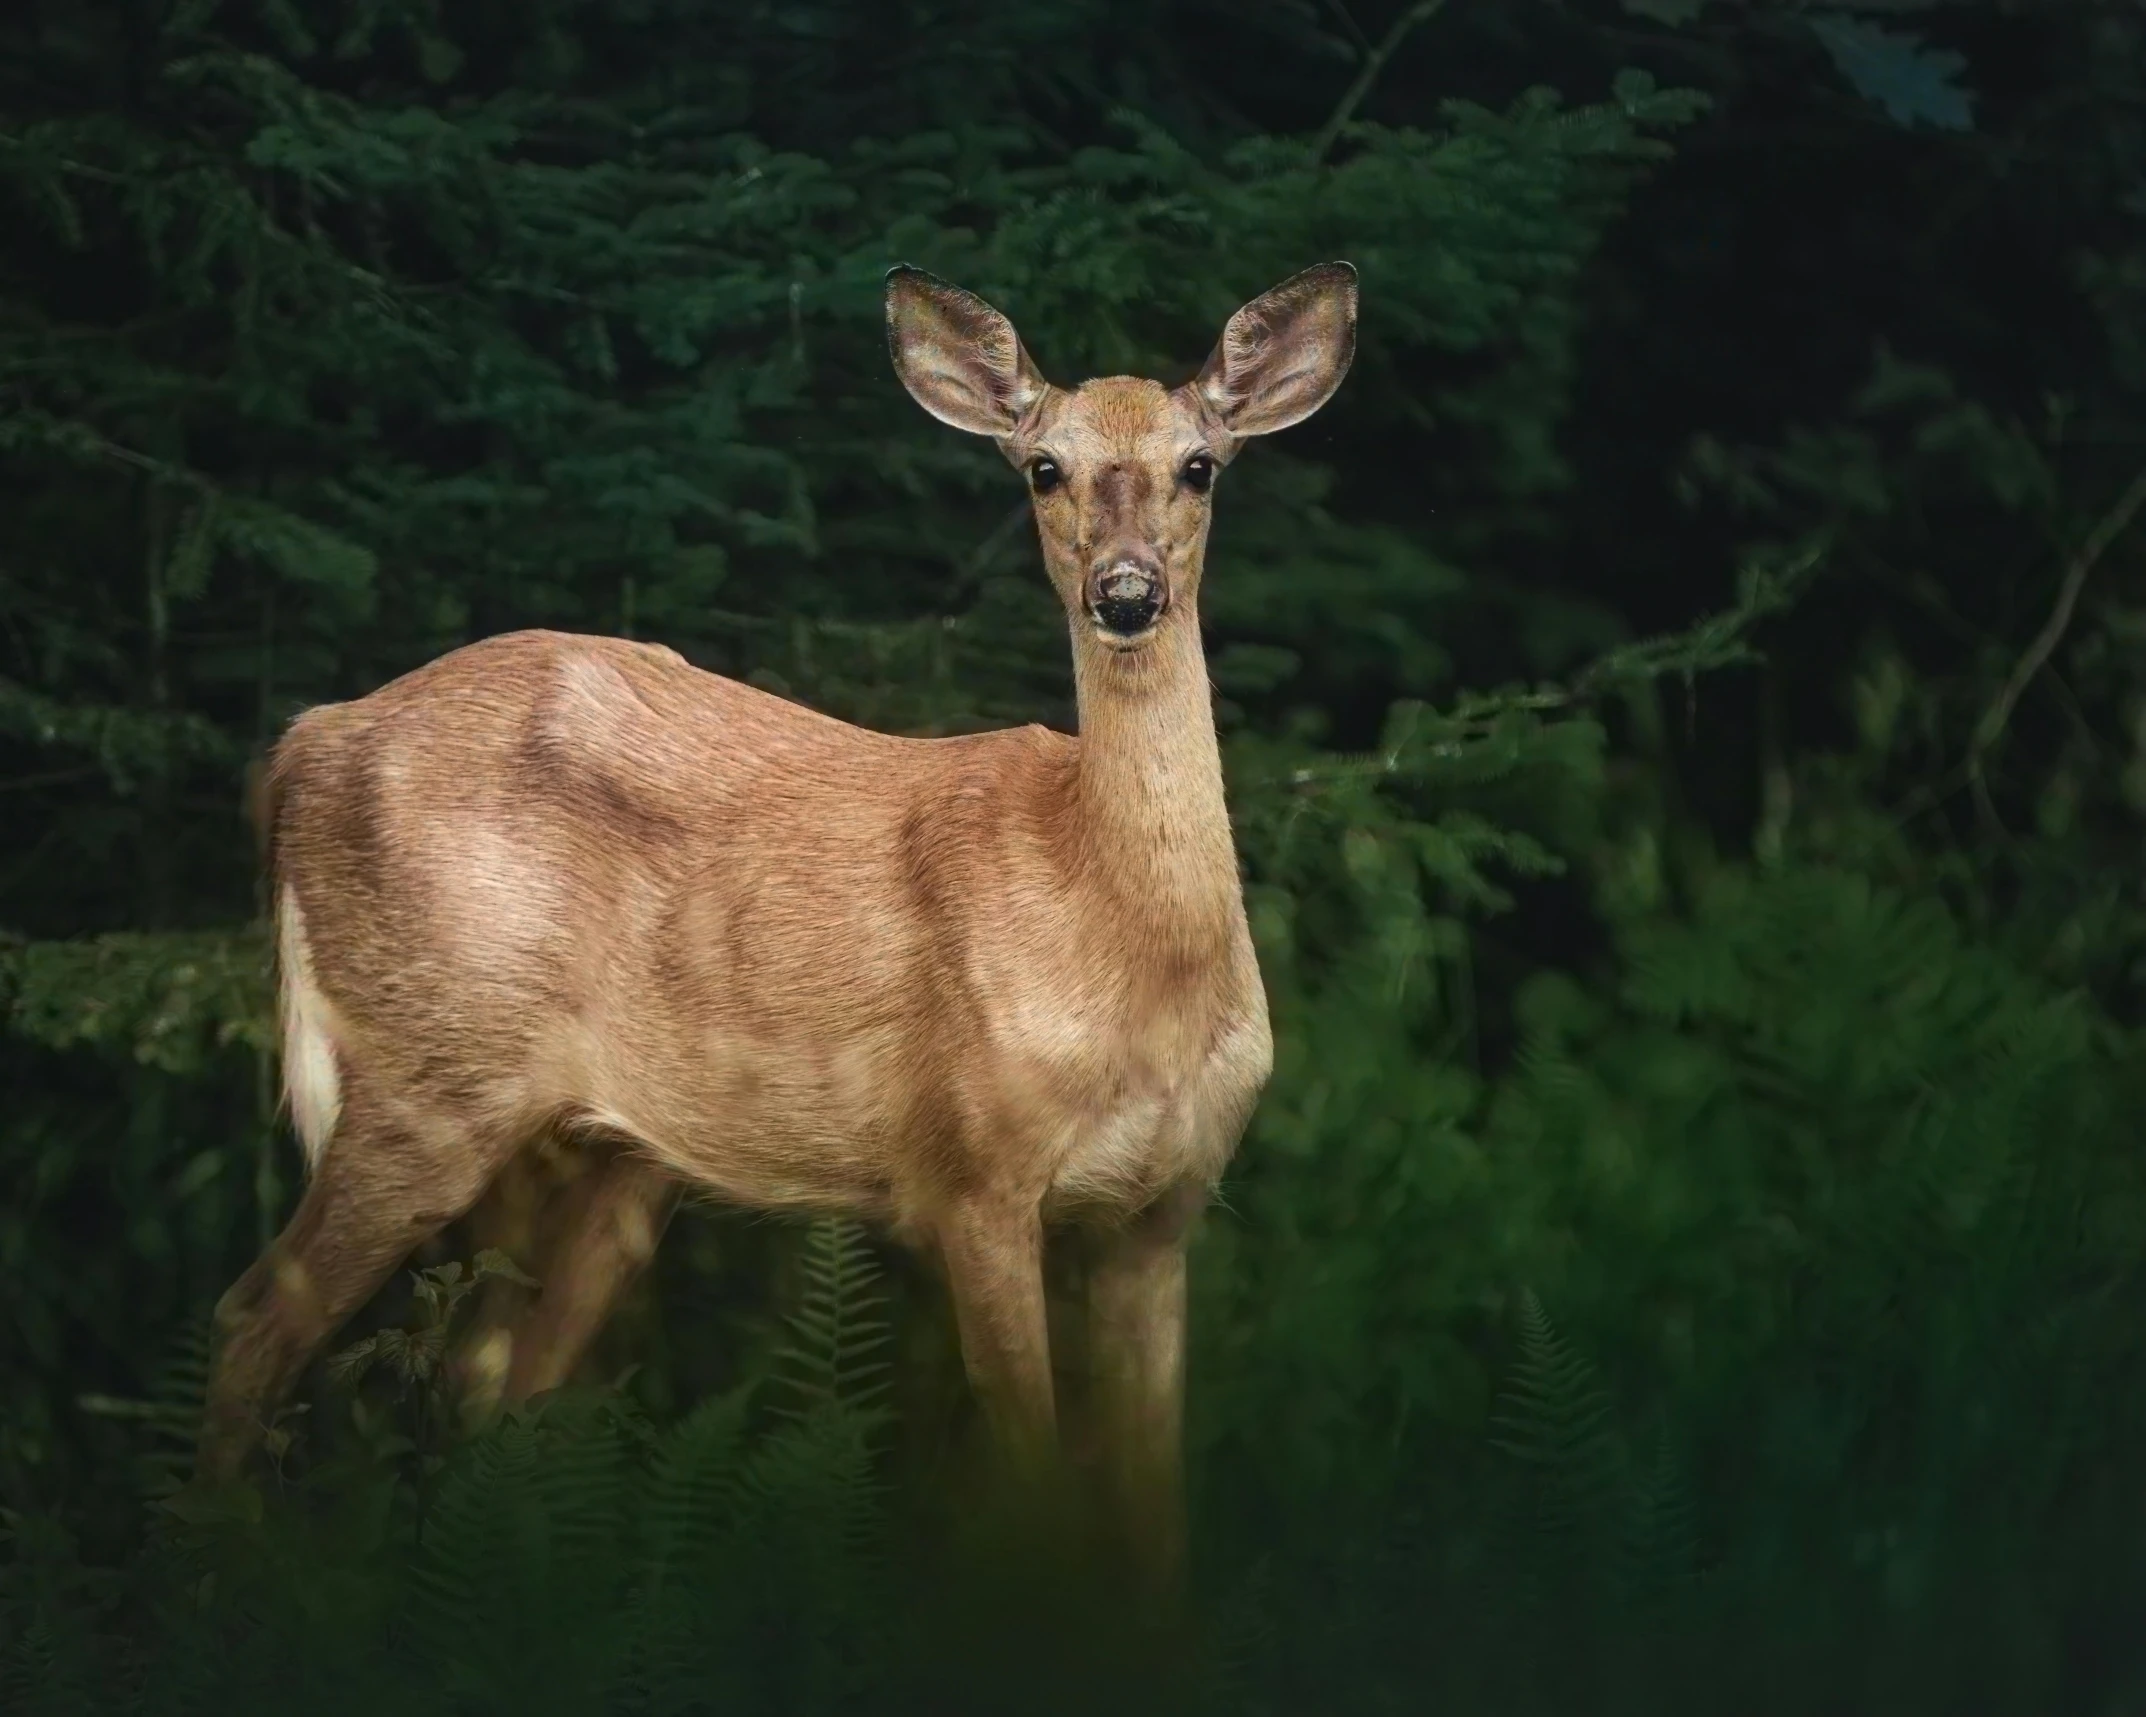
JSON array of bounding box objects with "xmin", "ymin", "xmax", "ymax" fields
[
  {"xmin": 492, "ymin": 1147, "xmax": 680, "ymax": 1406},
  {"xmin": 195, "ymin": 1081, "xmax": 513, "ymax": 1486},
  {"xmin": 438, "ymin": 1148, "xmax": 562, "ymax": 1426}
]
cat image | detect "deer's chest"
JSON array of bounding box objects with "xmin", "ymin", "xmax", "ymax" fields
[{"xmin": 997, "ymin": 958, "xmax": 1273, "ymax": 1214}]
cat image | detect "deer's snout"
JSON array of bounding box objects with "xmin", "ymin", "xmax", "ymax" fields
[{"xmin": 1084, "ymin": 555, "xmax": 1167, "ymax": 639}]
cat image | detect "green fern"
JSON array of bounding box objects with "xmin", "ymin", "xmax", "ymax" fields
[
  {"xmin": 678, "ymin": 1218, "xmax": 897, "ymax": 1713},
  {"xmin": 641, "ymin": 1385, "xmax": 754, "ymax": 1587},
  {"xmin": 400, "ymin": 1408, "xmax": 544, "ymax": 1685},
  {"xmin": 0, "ymin": 1610, "xmax": 97, "ymax": 1717},
  {"xmin": 400, "ymin": 1394, "xmax": 642, "ymax": 1709},
  {"xmin": 769, "ymin": 1217, "xmax": 893, "ymax": 1421},
  {"xmin": 0, "ymin": 1511, "xmax": 128, "ymax": 1717},
  {"xmin": 1490, "ymin": 1290, "xmax": 1624, "ymax": 1524},
  {"xmin": 626, "ymin": 1387, "xmax": 757, "ymax": 1712},
  {"xmin": 1485, "ymin": 1287, "xmax": 1631, "ymax": 1658},
  {"xmin": 1614, "ymin": 1417, "xmax": 1701, "ymax": 1633},
  {"xmin": 75, "ymin": 1315, "xmax": 215, "ymax": 1500}
]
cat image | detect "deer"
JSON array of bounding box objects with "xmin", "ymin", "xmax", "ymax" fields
[{"xmin": 194, "ymin": 259, "xmax": 1358, "ymax": 1590}]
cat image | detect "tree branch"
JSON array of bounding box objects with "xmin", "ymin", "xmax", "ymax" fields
[
  {"xmin": 1970, "ymin": 462, "xmax": 2146, "ymax": 771},
  {"xmin": 1310, "ymin": 0, "xmax": 1447, "ymax": 166}
]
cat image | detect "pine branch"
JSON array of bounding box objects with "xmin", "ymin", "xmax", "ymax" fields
[{"xmin": 1311, "ymin": 0, "xmax": 1449, "ymax": 164}]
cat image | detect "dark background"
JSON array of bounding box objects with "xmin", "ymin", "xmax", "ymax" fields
[{"xmin": 7, "ymin": 2, "xmax": 2146, "ymax": 1711}]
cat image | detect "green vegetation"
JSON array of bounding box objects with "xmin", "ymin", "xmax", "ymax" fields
[{"xmin": 6, "ymin": 1, "xmax": 2146, "ymax": 1710}]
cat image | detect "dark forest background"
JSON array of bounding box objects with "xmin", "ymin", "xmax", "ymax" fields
[{"xmin": 7, "ymin": 0, "xmax": 2146, "ymax": 1711}]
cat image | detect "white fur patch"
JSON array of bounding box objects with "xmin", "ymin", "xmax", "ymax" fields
[{"xmin": 277, "ymin": 886, "xmax": 342, "ymax": 1172}]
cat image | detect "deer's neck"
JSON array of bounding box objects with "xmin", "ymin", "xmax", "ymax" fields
[{"xmin": 1065, "ymin": 608, "xmax": 1244, "ymax": 958}]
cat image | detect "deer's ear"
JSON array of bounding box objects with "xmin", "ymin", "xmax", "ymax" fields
[
  {"xmin": 1195, "ymin": 262, "xmax": 1357, "ymax": 439},
  {"xmin": 886, "ymin": 266, "xmax": 1048, "ymax": 438}
]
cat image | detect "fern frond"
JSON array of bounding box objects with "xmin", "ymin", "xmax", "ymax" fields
[
  {"xmin": 642, "ymin": 1384, "xmax": 753, "ymax": 1591},
  {"xmin": 75, "ymin": 1314, "xmax": 213, "ymax": 1500},
  {"xmin": 1489, "ymin": 1290, "xmax": 1626, "ymax": 1543},
  {"xmin": 402, "ymin": 1410, "xmax": 544, "ymax": 1689},
  {"xmin": 771, "ymin": 1218, "xmax": 894, "ymax": 1420},
  {"xmin": 1616, "ymin": 1417, "xmax": 1700, "ymax": 1625}
]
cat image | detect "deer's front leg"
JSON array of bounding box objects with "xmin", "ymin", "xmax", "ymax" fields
[
  {"xmin": 933, "ymin": 1191, "xmax": 1057, "ymax": 1476},
  {"xmin": 1084, "ymin": 1182, "xmax": 1205, "ymax": 1597}
]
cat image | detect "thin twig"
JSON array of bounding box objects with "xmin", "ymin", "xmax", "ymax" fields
[
  {"xmin": 0, "ymin": 135, "xmax": 128, "ymax": 184},
  {"xmin": 0, "ymin": 766, "xmax": 99, "ymax": 795},
  {"xmin": 1969, "ymin": 462, "xmax": 2146, "ymax": 773},
  {"xmin": 958, "ymin": 499, "xmax": 1032, "ymax": 580},
  {"xmin": 1310, "ymin": 0, "xmax": 1447, "ymax": 165},
  {"xmin": 1321, "ymin": 0, "xmax": 1375, "ymax": 57}
]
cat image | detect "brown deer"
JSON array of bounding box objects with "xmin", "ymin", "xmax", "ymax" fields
[{"xmin": 196, "ymin": 260, "xmax": 1358, "ymax": 1587}]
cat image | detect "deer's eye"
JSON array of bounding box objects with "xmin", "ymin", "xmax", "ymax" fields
[
  {"xmin": 1180, "ymin": 453, "xmax": 1215, "ymax": 494},
  {"xmin": 1028, "ymin": 457, "xmax": 1063, "ymax": 496}
]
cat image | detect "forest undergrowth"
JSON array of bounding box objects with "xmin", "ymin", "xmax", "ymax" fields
[{"xmin": 9, "ymin": 604, "xmax": 2146, "ymax": 1717}]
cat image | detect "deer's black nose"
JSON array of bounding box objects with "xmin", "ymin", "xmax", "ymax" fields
[{"xmin": 1085, "ymin": 559, "xmax": 1165, "ymax": 637}]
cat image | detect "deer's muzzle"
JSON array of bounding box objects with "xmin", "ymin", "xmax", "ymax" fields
[{"xmin": 1085, "ymin": 559, "xmax": 1167, "ymax": 639}]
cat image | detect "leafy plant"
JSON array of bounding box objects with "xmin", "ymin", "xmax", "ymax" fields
[{"xmin": 327, "ymin": 1248, "xmax": 540, "ymax": 1483}]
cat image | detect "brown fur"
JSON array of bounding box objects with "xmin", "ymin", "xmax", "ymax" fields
[{"xmin": 197, "ymin": 261, "xmax": 1358, "ymax": 1594}]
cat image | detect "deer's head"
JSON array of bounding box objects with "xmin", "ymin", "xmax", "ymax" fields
[{"xmin": 887, "ymin": 262, "xmax": 1357, "ymax": 655}]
